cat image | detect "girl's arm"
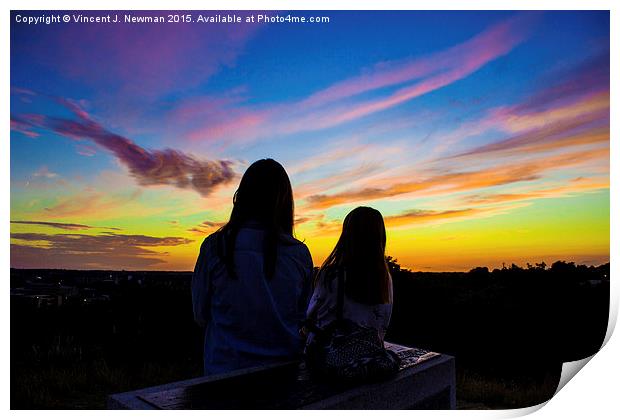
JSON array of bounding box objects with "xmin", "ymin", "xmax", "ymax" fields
[
  {"xmin": 381, "ymin": 272, "xmax": 395, "ymax": 340},
  {"xmin": 191, "ymin": 239, "xmax": 211, "ymax": 328},
  {"xmin": 306, "ymin": 270, "xmax": 328, "ymax": 322}
]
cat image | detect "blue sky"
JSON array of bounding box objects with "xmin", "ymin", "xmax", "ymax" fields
[{"xmin": 10, "ymin": 10, "xmax": 610, "ymax": 270}]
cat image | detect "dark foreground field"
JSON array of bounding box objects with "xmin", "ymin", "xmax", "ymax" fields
[{"xmin": 10, "ymin": 261, "xmax": 609, "ymax": 409}]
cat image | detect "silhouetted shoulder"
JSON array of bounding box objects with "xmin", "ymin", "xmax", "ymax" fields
[
  {"xmin": 278, "ymin": 233, "xmax": 305, "ymax": 246},
  {"xmin": 201, "ymin": 232, "xmax": 219, "ymax": 249},
  {"xmin": 279, "ymin": 234, "xmax": 312, "ymax": 263},
  {"xmin": 198, "ymin": 232, "xmax": 222, "ymax": 262}
]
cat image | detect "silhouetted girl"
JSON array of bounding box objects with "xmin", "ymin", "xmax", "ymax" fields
[
  {"xmin": 192, "ymin": 159, "xmax": 313, "ymax": 375},
  {"xmin": 306, "ymin": 206, "xmax": 393, "ymax": 344}
]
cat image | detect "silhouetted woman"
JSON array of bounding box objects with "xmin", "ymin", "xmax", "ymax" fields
[
  {"xmin": 306, "ymin": 206, "xmax": 392, "ymax": 345},
  {"xmin": 192, "ymin": 159, "xmax": 313, "ymax": 375}
]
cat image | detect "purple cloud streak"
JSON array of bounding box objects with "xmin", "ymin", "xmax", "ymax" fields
[
  {"xmin": 11, "ymin": 232, "xmax": 193, "ymax": 269},
  {"xmin": 11, "ymin": 220, "xmax": 121, "ymax": 231},
  {"xmin": 11, "ymin": 98, "xmax": 236, "ymax": 197}
]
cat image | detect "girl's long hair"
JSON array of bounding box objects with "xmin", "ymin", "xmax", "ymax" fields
[
  {"xmin": 317, "ymin": 206, "xmax": 390, "ymax": 305},
  {"xmin": 216, "ymin": 158, "xmax": 294, "ymax": 279}
]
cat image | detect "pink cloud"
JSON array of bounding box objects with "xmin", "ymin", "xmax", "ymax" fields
[
  {"xmin": 16, "ymin": 12, "xmax": 261, "ymax": 98},
  {"xmin": 11, "ymin": 119, "xmax": 39, "ymax": 138},
  {"xmin": 188, "ymin": 110, "xmax": 270, "ymax": 143},
  {"xmin": 512, "ymin": 52, "xmax": 609, "ymax": 115},
  {"xmin": 423, "ymin": 53, "xmax": 610, "ymax": 162},
  {"xmin": 300, "ymin": 13, "xmax": 535, "ymax": 110},
  {"xmin": 75, "ymin": 143, "xmax": 98, "ymax": 157},
  {"xmin": 186, "ymin": 14, "xmax": 536, "ymax": 144},
  {"xmin": 448, "ymin": 92, "xmax": 609, "ymax": 160},
  {"xmin": 12, "ymin": 99, "xmax": 237, "ymax": 197}
]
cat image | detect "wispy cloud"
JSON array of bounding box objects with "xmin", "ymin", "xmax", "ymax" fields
[
  {"xmin": 31, "ymin": 166, "xmax": 59, "ymax": 179},
  {"xmin": 186, "ymin": 14, "xmax": 536, "ymax": 144},
  {"xmin": 294, "ymin": 162, "xmax": 384, "ymax": 200},
  {"xmin": 75, "ymin": 143, "xmax": 98, "ymax": 157},
  {"xmin": 10, "ymin": 220, "xmax": 121, "ymax": 231},
  {"xmin": 435, "ymin": 52, "xmax": 609, "ymax": 161},
  {"xmin": 187, "ymin": 220, "xmax": 226, "ymax": 236},
  {"xmin": 511, "ymin": 51, "xmax": 610, "ymax": 115},
  {"xmin": 11, "ymin": 118, "xmax": 39, "ymax": 138},
  {"xmin": 304, "ymin": 147, "xmax": 608, "ymax": 210},
  {"xmin": 449, "ymin": 92, "xmax": 609, "ymax": 160},
  {"xmin": 461, "ymin": 177, "xmax": 609, "ymax": 206},
  {"xmin": 11, "ymin": 232, "xmax": 193, "ymax": 270},
  {"xmin": 312, "ymin": 203, "xmax": 528, "ymax": 235},
  {"xmin": 38, "ymin": 189, "xmax": 142, "ymax": 219},
  {"xmin": 11, "ymin": 98, "xmax": 237, "ymax": 197},
  {"xmin": 302, "ymin": 14, "xmax": 537, "ymax": 110},
  {"xmin": 383, "ymin": 204, "xmax": 528, "ymax": 228}
]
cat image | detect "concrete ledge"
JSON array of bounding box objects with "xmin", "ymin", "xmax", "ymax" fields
[
  {"xmin": 107, "ymin": 361, "xmax": 295, "ymax": 409},
  {"xmin": 302, "ymin": 355, "xmax": 455, "ymax": 409},
  {"xmin": 108, "ymin": 344, "xmax": 456, "ymax": 410}
]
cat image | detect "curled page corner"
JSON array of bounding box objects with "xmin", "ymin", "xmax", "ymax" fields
[
  {"xmin": 498, "ymin": 401, "xmax": 549, "ymax": 418},
  {"xmin": 499, "ymin": 356, "xmax": 599, "ymax": 419},
  {"xmin": 601, "ymin": 290, "xmax": 618, "ymax": 348},
  {"xmin": 555, "ymin": 355, "xmax": 595, "ymax": 396},
  {"xmin": 553, "ymin": 292, "xmax": 617, "ymax": 397}
]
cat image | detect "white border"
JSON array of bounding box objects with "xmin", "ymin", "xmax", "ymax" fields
[
  {"xmin": 4, "ymin": 1, "xmax": 617, "ymax": 419},
  {"xmin": 2, "ymin": 0, "xmax": 617, "ymax": 11}
]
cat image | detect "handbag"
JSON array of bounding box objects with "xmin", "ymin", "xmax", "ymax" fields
[{"xmin": 304, "ymin": 267, "xmax": 400, "ymax": 382}]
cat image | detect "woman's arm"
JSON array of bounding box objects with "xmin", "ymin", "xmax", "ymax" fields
[
  {"xmin": 306, "ymin": 269, "xmax": 340, "ymax": 325},
  {"xmin": 191, "ymin": 239, "xmax": 211, "ymax": 328},
  {"xmin": 305, "ymin": 270, "xmax": 326, "ymax": 322},
  {"xmin": 298, "ymin": 246, "xmax": 315, "ymax": 315},
  {"xmin": 380, "ymin": 272, "xmax": 395, "ymax": 340}
]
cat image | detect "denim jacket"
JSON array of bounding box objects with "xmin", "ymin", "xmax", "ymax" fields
[{"xmin": 192, "ymin": 223, "xmax": 313, "ymax": 375}]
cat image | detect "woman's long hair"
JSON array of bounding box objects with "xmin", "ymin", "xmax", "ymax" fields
[
  {"xmin": 216, "ymin": 158, "xmax": 294, "ymax": 279},
  {"xmin": 318, "ymin": 206, "xmax": 390, "ymax": 305}
]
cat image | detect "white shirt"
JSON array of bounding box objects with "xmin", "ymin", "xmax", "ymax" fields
[{"xmin": 306, "ymin": 269, "xmax": 393, "ymax": 340}]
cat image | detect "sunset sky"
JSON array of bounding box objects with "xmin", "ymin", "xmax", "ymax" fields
[{"xmin": 10, "ymin": 10, "xmax": 609, "ymax": 271}]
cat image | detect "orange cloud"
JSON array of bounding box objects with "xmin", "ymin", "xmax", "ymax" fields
[
  {"xmin": 187, "ymin": 220, "xmax": 226, "ymax": 236},
  {"xmin": 385, "ymin": 208, "xmax": 481, "ymax": 227},
  {"xmin": 39, "ymin": 189, "xmax": 142, "ymax": 219},
  {"xmin": 294, "ymin": 162, "xmax": 383, "ymax": 200},
  {"xmin": 423, "ymin": 52, "xmax": 609, "ymax": 162},
  {"xmin": 450, "ymin": 94, "xmax": 609, "ymax": 160},
  {"xmin": 311, "ymin": 203, "xmax": 528, "ymax": 236},
  {"xmin": 383, "ymin": 204, "xmax": 529, "ymax": 228},
  {"xmin": 304, "ymin": 147, "xmax": 608, "ymax": 210},
  {"xmin": 462, "ymin": 177, "xmax": 609, "ymax": 205},
  {"xmin": 497, "ymin": 91, "xmax": 609, "ymax": 134}
]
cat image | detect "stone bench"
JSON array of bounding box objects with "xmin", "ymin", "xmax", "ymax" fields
[{"xmin": 108, "ymin": 343, "xmax": 456, "ymax": 409}]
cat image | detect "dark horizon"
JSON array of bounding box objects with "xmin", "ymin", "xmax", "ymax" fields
[
  {"xmin": 11, "ymin": 250, "xmax": 610, "ymax": 409},
  {"xmin": 9, "ymin": 259, "xmax": 611, "ymax": 274}
]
